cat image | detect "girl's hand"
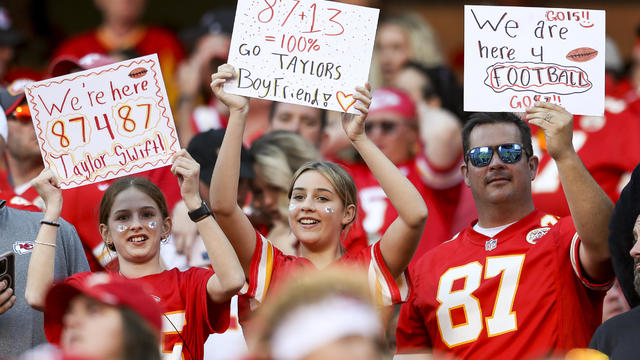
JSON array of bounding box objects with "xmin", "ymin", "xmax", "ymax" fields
[
  {"xmin": 31, "ymin": 169, "xmax": 63, "ymax": 219},
  {"xmin": 171, "ymin": 149, "xmax": 202, "ymax": 211},
  {"xmin": 210, "ymin": 64, "xmax": 250, "ymax": 114},
  {"xmin": 341, "ymin": 83, "xmax": 372, "ymax": 142}
]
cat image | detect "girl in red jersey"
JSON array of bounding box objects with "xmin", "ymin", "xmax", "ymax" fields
[
  {"xmin": 210, "ymin": 64, "xmax": 428, "ymax": 307},
  {"xmin": 25, "ymin": 150, "xmax": 245, "ymax": 360}
]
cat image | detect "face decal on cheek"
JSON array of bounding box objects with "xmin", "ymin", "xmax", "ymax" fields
[
  {"xmin": 148, "ymin": 221, "xmax": 157, "ymax": 229},
  {"xmin": 324, "ymin": 206, "xmax": 335, "ymax": 214},
  {"xmin": 116, "ymin": 224, "xmax": 128, "ymax": 233},
  {"xmin": 289, "ymin": 203, "xmax": 297, "ymax": 212}
]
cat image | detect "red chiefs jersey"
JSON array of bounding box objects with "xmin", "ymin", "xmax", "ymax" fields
[
  {"xmin": 342, "ymin": 157, "xmax": 469, "ymax": 270},
  {"xmin": 531, "ymin": 97, "xmax": 640, "ymax": 216},
  {"xmin": 240, "ymin": 230, "xmax": 410, "ymax": 314},
  {"xmin": 47, "ymin": 269, "xmax": 229, "ymax": 360},
  {"xmin": 395, "ymin": 210, "xmax": 611, "ymax": 359}
]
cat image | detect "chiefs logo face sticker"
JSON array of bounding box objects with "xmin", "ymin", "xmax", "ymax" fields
[{"xmin": 526, "ymin": 227, "xmax": 550, "ymax": 244}]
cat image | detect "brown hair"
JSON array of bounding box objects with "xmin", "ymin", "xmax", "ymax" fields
[
  {"xmin": 121, "ymin": 307, "xmax": 161, "ymax": 360},
  {"xmin": 288, "ymin": 161, "xmax": 358, "ymax": 227},
  {"xmin": 99, "ymin": 177, "xmax": 169, "ymax": 251}
]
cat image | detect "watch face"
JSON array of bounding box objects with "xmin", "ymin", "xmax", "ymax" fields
[{"xmin": 189, "ymin": 201, "xmax": 212, "ymax": 222}]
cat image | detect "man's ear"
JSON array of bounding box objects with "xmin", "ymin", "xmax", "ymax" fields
[
  {"xmin": 528, "ymin": 155, "xmax": 539, "ymax": 181},
  {"xmin": 461, "ymin": 162, "xmax": 471, "ymax": 187},
  {"xmin": 341, "ymin": 204, "xmax": 356, "ymax": 226}
]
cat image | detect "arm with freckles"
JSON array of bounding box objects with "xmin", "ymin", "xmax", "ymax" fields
[
  {"xmin": 526, "ymin": 102, "xmax": 613, "ymax": 282},
  {"xmin": 343, "ymin": 86, "xmax": 428, "ymax": 279},
  {"xmin": 25, "ymin": 169, "xmax": 63, "ymax": 310},
  {"xmin": 172, "ymin": 150, "xmax": 245, "ymax": 302},
  {"xmin": 208, "ymin": 64, "xmax": 258, "ymax": 280}
]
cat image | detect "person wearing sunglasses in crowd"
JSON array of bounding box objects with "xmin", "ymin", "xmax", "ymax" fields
[
  {"xmin": 395, "ymin": 104, "xmax": 615, "ymax": 359},
  {"xmin": 341, "ymin": 88, "xmax": 467, "ymax": 270}
]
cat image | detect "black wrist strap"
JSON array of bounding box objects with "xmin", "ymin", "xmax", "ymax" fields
[{"xmin": 188, "ymin": 200, "xmax": 212, "ymax": 222}]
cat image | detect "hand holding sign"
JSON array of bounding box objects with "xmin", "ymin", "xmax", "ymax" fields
[
  {"xmin": 210, "ymin": 64, "xmax": 250, "ymax": 114},
  {"xmin": 341, "ymin": 84, "xmax": 372, "ymax": 142},
  {"xmin": 225, "ymin": 0, "xmax": 379, "ymax": 114}
]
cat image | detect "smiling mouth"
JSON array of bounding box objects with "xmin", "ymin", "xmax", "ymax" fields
[
  {"xmin": 299, "ymin": 218, "xmax": 320, "ymax": 225},
  {"xmin": 128, "ymin": 235, "xmax": 147, "ymax": 243}
]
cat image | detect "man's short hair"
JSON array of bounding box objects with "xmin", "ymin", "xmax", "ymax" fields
[
  {"xmin": 461, "ymin": 112, "xmax": 533, "ymax": 162},
  {"xmin": 268, "ymin": 101, "xmax": 328, "ymax": 131}
]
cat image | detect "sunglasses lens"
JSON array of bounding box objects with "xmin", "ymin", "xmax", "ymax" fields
[
  {"xmin": 469, "ymin": 147, "xmax": 492, "ymax": 167},
  {"xmin": 364, "ymin": 121, "xmax": 398, "ymax": 135},
  {"xmin": 498, "ymin": 144, "xmax": 522, "ymax": 163},
  {"xmin": 380, "ymin": 122, "xmax": 397, "ymax": 133}
]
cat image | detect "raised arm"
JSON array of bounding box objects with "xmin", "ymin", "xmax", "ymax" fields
[
  {"xmin": 171, "ymin": 150, "xmax": 245, "ymax": 302},
  {"xmin": 344, "ymin": 86, "xmax": 428, "ymax": 278},
  {"xmin": 209, "ymin": 64, "xmax": 258, "ymax": 279},
  {"xmin": 526, "ymin": 102, "xmax": 613, "ymax": 282},
  {"xmin": 25, "ymin": 169, "xmax": 63, "ymax": 310}
]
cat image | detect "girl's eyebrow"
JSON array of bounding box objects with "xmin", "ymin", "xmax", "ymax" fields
[{"xmin": 292, "ymin": 187, "xmax": 334, "ymax": 194}]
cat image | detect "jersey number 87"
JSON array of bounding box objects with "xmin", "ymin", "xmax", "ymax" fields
[{"xmin": 436, "ymin": 254, "xmax": 525, "ymax": 348}]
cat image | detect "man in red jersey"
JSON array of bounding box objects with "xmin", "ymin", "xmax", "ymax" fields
[{"xmin": 395, "ymin": 105, "xmax": 614, "ymax": 359}]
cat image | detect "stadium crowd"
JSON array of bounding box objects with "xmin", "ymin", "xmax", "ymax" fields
[{"xmin": 1, "ymin": 0, "xmax": 640, "ymax": 359}]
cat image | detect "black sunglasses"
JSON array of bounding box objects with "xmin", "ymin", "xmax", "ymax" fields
[
  {"xmin": 466, "ymin": 143, "xmax": 526, "ymax": 167},
  {"xmin": 364, "ymin": 121, "xmax": 399, "ymax": 135}
]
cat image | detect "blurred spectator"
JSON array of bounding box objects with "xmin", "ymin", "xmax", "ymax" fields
[
  {"xmin": 268, "ymin": 102, "xmax": 327, "ymax": 149},
  {"xmin": 601, "ymin": 281, "xmax": 629, "ymax": 323},
  {"xmin": 20, "ymin": 272, "xmax": 162, "ymax": 360},
  {"xmin": 248, "ymin": 130, "xmax": 320, "ymax": 254},
  {"xmin": 50, "ymin": 0, "xmax": 185, "ymax": 107},
  {"xmin": 371, "ymin": 13, "xmax": 444, "ymax": 88},
  {"xmin": 248, "ymin": 268, "xmax": 385, "ymax": 360},
  {"xmin": 340, "ymin": 88, "xmax": 466, "ymax": 265},
  {"xmin": 0, "ymin": 6, "xmax": 22, "ymax": 83},
  {"xmin": 177, "ymin": 7, "xmax": 270, "ymax": 146},
  {"xmin": 0, "ymin": 199, "xmax": 89, "ymax": 358},
  {"xmin": 530, "ymin": 97, "xmax": 640, "ymax": 217}
]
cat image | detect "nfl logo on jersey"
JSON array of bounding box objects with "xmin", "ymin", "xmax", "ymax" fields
[{"xmin": 485, "ymin": 238, "xmax": 497, "ymax": 251}]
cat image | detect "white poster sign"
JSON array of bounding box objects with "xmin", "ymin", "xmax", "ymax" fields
[
  {"xmin": 225, "ymin": 0, "xmax": 379, "ymax": 113},
  {"xmin": 464, "ymin": 5, "xmax": 605, "ymax": 115},
  {"xmin": 25, "ymin": 54, "xmax": 180, "ymax": 189}
]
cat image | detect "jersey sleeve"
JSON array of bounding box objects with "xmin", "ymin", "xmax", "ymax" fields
[
  {"xmin": 557, "ymin": 218, "xmax": 613, "ymax": 291},
  {"xmin": 181, "ymin": 267, "xmax": 231, "ymax": 334},
  {"xmin": 240, "ymin": 231, "xmax": 278, "ymax": 304},
  {"xmin": 344, "ymin": 241, "xmax": 412, "ymax": 306},
  {"xmin": 396, "ymin": 296, "xmax": 432, "ymax": 354}
]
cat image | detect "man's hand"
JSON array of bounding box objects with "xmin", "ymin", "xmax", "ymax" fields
[
  {"xmin": 525, "ymin": 102, "xmax": 574, "ymax": 161},
  {"xmin": 0, "ymin": 280, "xmax": 16, "ymax": 315}
]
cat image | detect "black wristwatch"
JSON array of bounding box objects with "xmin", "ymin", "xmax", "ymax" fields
[{"xmin": 188, "ymin": 200, "xmax": 213, "ymax": 222}]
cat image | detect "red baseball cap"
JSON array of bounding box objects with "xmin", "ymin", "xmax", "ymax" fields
[
  {"xmin": 368, "ymin": 88, "xmax": 417, "ymax": 122},
  {"xmin": 48, "ymin": 53, "xmax": 118, "ymax": 78},
  {"xmin": 44, "ymin": 272, "xmax": 163, "ymax": 344}
]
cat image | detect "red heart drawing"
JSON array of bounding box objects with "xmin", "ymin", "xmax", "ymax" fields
[{"xmin": 336, "ymin": 91, "xmax": 356, "ymax": 112}]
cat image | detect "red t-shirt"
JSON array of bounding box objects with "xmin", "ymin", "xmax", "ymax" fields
[
  {"xmin": 46, "ymin": 269, "xmax": 230, "ymax": 360},
  {"xmin": 395, "ymin": 210, "xmax": 611, "ymax": 359},
  {"xmin": 531, "ymin": 97, "xmax": 640, "ymax": 216}
]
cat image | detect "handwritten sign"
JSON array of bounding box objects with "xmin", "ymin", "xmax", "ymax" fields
[
  {"xmin": 25, "ymin": 54, "xmax": 180, "ymax": 189},
  {"xmin": 225, "ymin": 0, "xmax": 379, "ymax": 113},
  {"xmin": 464, "ymin": 5, "xmax": 605, "ymax": 115}
]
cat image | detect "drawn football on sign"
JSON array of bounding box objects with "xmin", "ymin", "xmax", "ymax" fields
[
  {"xmin": 128, "ymin": 67, "xmax": 148, "ymax": 79},
  {"xmin": 566, "ymin": 47, "xmax": 598, "ymax": 62}
]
